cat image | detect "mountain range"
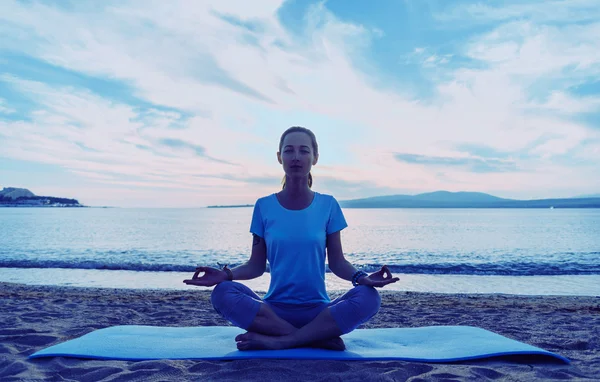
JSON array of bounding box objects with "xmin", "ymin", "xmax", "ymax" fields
[
  {"xmin": 338, "ymin": 191, "xmax": 600, "ymax": 208},
  {"xmin": 2, "ymin": 187, "xmax": 599, "ymax": 208},
  {"xmin": 0, "ymin": 187, "xmax": 84, "ymax": 207}
]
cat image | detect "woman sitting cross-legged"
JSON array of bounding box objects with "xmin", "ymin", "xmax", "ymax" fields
[{"xmin": 184, "ymin": 126, "xmax": 399, "ymax": 351}]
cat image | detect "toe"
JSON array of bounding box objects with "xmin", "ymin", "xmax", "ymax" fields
[
  {"xmin": 333, "ymin": 337, "xmax": 346, "ymax": 351},
  {"xmin": 235, "ymin": 333, "xmax": 249, "ymax": 342}
]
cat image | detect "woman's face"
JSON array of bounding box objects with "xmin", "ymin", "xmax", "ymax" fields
[{"xmin": 278, "ymin": 132, "xmax": 318, "ymax": 178}]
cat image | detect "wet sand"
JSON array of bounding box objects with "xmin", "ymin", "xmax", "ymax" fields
[{"xmin": 1, "ymin": 282, "xmax": 598, "ymax": 381}]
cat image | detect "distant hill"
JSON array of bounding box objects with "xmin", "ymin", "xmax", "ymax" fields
[
  {"xmin": 207, "ymin": 204, "xmax": 253, "ymax": 208},
  {"xmin": 0, "ymin": 187, "xmax": 84, "ymax": 207},
  {"xmin": 0, "ymin": 187, "xmax": 35, "ymax": 200},
  {"xmin": 405, "ymin": 191, "xmax": 509, "ymax": 203},
  {"xmin": 339, "ymin": 191, "xmax": 600, "ymax": 208}
]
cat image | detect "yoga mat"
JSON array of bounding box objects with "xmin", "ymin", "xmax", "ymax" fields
[{"xmin": 29, "ymin": 325, "xmax": 569, "ymax": 363}]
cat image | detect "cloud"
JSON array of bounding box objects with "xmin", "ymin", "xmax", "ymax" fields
[
  {"xmin": 526, "ymin": 91, "xmax": 600, "ymax": 114},
  {"xmin": 193, "ymin": 173, "xmax": 282, "ymax": 187},
  {"xmin": 0, "ymin": 76, "xmax": 247, "ymax": 183},
  {"xmin": 210, "ymin": 9, "xmax": 268, "ymax": 34},
  {"xmin": 0, "ymin": 0, "xmax": 599, "ymax": 206},
  {"xmin": 313, "ymin": 175, "xmax": 410, "ymax": 200},
  {"xmin": 394, "ymin": 153, "xmax": 518, "ymax": 173},
  {"xmin": 158, "ymin": 138, "xmax": 207, "ymax": 156},
  {"xmin": 464, "ymin": 21, "xmax": 600, "ymax": 77},
  {"xmin": 411, "ymin": 51, "xmax": 454, "ymax": 68},
  {"xmin": 446, "ymin": 0, "xmax": 600, "ymax": 24},
  {"xmin": 0, "ymin": 98, "xmax": 15, "ymax": 114},
  {"xmin": 453, "ymin": 143, "xmax": 515, "ymax": 160},
  {"xmin": 156, "ymin": 138, "xmax": 238, "ymax": 165}
]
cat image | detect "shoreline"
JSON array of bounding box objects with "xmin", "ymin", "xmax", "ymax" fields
[
  {"xmin": 1, "ymin": 282, "xmax": 599, "ymax": 381},
  {"xmin": 2, "ymin": 268, "xmax": 600, "ymax": 296}
]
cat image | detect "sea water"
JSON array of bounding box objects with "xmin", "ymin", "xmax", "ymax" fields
[{"xmin": 1, "ymin": 207, "xmax": 599, "ymax": 295}]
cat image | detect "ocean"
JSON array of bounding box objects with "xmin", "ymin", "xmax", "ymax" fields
[{"xmin": 1, "ymin": 207, "xmax": 599, "ymax": 295}]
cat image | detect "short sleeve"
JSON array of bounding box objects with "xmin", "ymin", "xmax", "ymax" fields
[
  {"xmin": 326, "ymin": 197, "xmax": 348, "ymax": 235},
  {"xmin": 249, "ymin": 201, "xmax": 265, "ymax": 237}
]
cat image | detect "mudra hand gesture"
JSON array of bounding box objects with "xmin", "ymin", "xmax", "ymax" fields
[
  {"xmin": 358, "ymin": 265, "xmax": 399, "ymax": 288},
  {"xmin": 183, "ymin": 267, "xmax": 227, "ymax": 287}
]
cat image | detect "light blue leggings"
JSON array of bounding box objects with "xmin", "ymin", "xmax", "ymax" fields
[{"xmin": 210, "ymin": 281, "xmax": 381, "ymax": 335}]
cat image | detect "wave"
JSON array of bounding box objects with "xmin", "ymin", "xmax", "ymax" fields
[
  {"xmin": 358, "ymin": 263, "xmax": 600, "ymax": 276},
  {"xmin": 1, "ymin": 259, "xmax": 599, "ymax": 276}
]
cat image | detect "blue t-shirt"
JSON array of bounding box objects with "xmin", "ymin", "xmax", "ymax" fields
[{"xmin": 249, "ymin": 191, "xmax": 348, "ymax": 304}]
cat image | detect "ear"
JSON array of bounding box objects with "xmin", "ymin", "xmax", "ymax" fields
[
  {"xmin": 277, "ymin": 151, "xmax": 282, "ymax": 164},
  {"xmin": 313, "ymin": 153, "xmax": 319, "ymax": 166}
]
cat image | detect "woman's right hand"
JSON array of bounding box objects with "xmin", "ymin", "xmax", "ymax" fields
[{"xmin": 183, "ymin": 266, "xmax": 228, "ymax": 287}]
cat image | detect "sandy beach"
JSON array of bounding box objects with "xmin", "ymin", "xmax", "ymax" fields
[{"xmin": 1, "ymin": 282, "xmax": 598, "ymax": 381}]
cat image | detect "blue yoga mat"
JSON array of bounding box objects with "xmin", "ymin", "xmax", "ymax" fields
[{"xmin": 29, "ymin": 325, "xmax": 569, "ymax": 363}]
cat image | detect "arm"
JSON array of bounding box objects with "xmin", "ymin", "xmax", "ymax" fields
[
  {"xmin": 326, "ymin": 230, "xmax": 359, "ymax": 281},
  {"xmin": 228, "ymin": 234, "xmax": 267, "ymax": 280},
  {"xmin": 326, "ymin": 230, "xmax": 399, "ymax": 288},
  {"xmin": 183, "ymin": 234, "xmax": 266, "ymax": 286}
]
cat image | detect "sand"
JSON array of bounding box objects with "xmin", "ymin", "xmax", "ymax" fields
[{"xmin": 1, "ymin": 282, "xmax": 598, "ymax": 381}]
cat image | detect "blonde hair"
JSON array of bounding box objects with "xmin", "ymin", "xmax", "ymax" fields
[{"xmin": 279, "ymin": 126, "xmax": 318, "ymax": 189}]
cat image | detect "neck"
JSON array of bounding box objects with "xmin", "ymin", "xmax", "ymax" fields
[{"xmin": 282, "ymin": 176, "xmax": 311, "ymax": 196}]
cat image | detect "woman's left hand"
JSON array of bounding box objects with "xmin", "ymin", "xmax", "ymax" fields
[{"xmin": 359, "ymin": 265, "xmax": 399, "ymax": 288}]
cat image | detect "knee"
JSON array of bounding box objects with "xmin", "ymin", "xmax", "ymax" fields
[
  {"xmin": 210, "ymin": 281, "xmax": 235, "ymax": 311},
  {"xmin": 355, "ymin": 285, "xmax": 381, "ymax": 317},
  {"xmin": 330, "ymin": 286, "xmax": 381, "ymax": 334}
]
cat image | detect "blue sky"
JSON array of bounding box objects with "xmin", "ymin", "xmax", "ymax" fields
[{"xmin": 1, "ymin": 0, "xmax": 599, "ymax": 207}]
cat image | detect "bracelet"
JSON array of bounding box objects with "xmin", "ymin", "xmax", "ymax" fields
[
  {"xmin": 352, "ymin": 270, "xmax": 368, "ymax": 287},
  {"xmin": 222, "ymin": 264, "xmax": 234, "ymax": 281}
]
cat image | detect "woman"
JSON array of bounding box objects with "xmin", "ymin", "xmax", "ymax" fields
[{"xmin": 184, "ymin": 126, "xmax": 399, "ymax": 351}]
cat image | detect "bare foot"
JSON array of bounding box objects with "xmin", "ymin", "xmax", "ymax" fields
[
  {"xmin": 235, "ymin": 332, "xmax": 285, "ymax": 351},
  {"xmin": 308, "ymin": 336, "xmax": 346, "ymax": 351},
  {"xmin": 235, "ymin": 332, "xmax": 345, "ymax": 351}
]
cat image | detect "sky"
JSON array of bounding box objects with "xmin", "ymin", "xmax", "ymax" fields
[{"xmin": 1, "ymin": 0, "xmax": 599, "ymax": 207}]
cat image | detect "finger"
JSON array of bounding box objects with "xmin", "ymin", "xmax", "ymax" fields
[
  {"xmin": 382, "ymin": 265, "xmax": 393, "ymax": 279},
  {"xmin": 386, "ymin": 267, "xmax": 394, "ymax": 278},
  {"xmin": 191, "ymin": 267, "xmax": 209, "ymax": 279},
  {"xmin": 379, "ymin": 278, "xmax": 400, "ymax": 287},
  {"xmin": 183, "ymin": 280, "xmax": 209, "ymax": 286},
  {"xmin": 191, "ymin": 270, "xmax": 202, "ymax": 279}
]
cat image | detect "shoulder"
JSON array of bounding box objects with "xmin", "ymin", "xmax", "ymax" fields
[
  {"xmin": 314, "ymin": 192, "xmax": 342, "ymax": 209},
  {"xmin": 254, "ymin": 194, "xmax": 275, "ymax": 205},
  {"xmin": 252, "ymin": 194, "xmax": 277, "ymax": 214},
  {"xmin": 315, "ymin": 192, "xmax": 338, "ymax": 203}
]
